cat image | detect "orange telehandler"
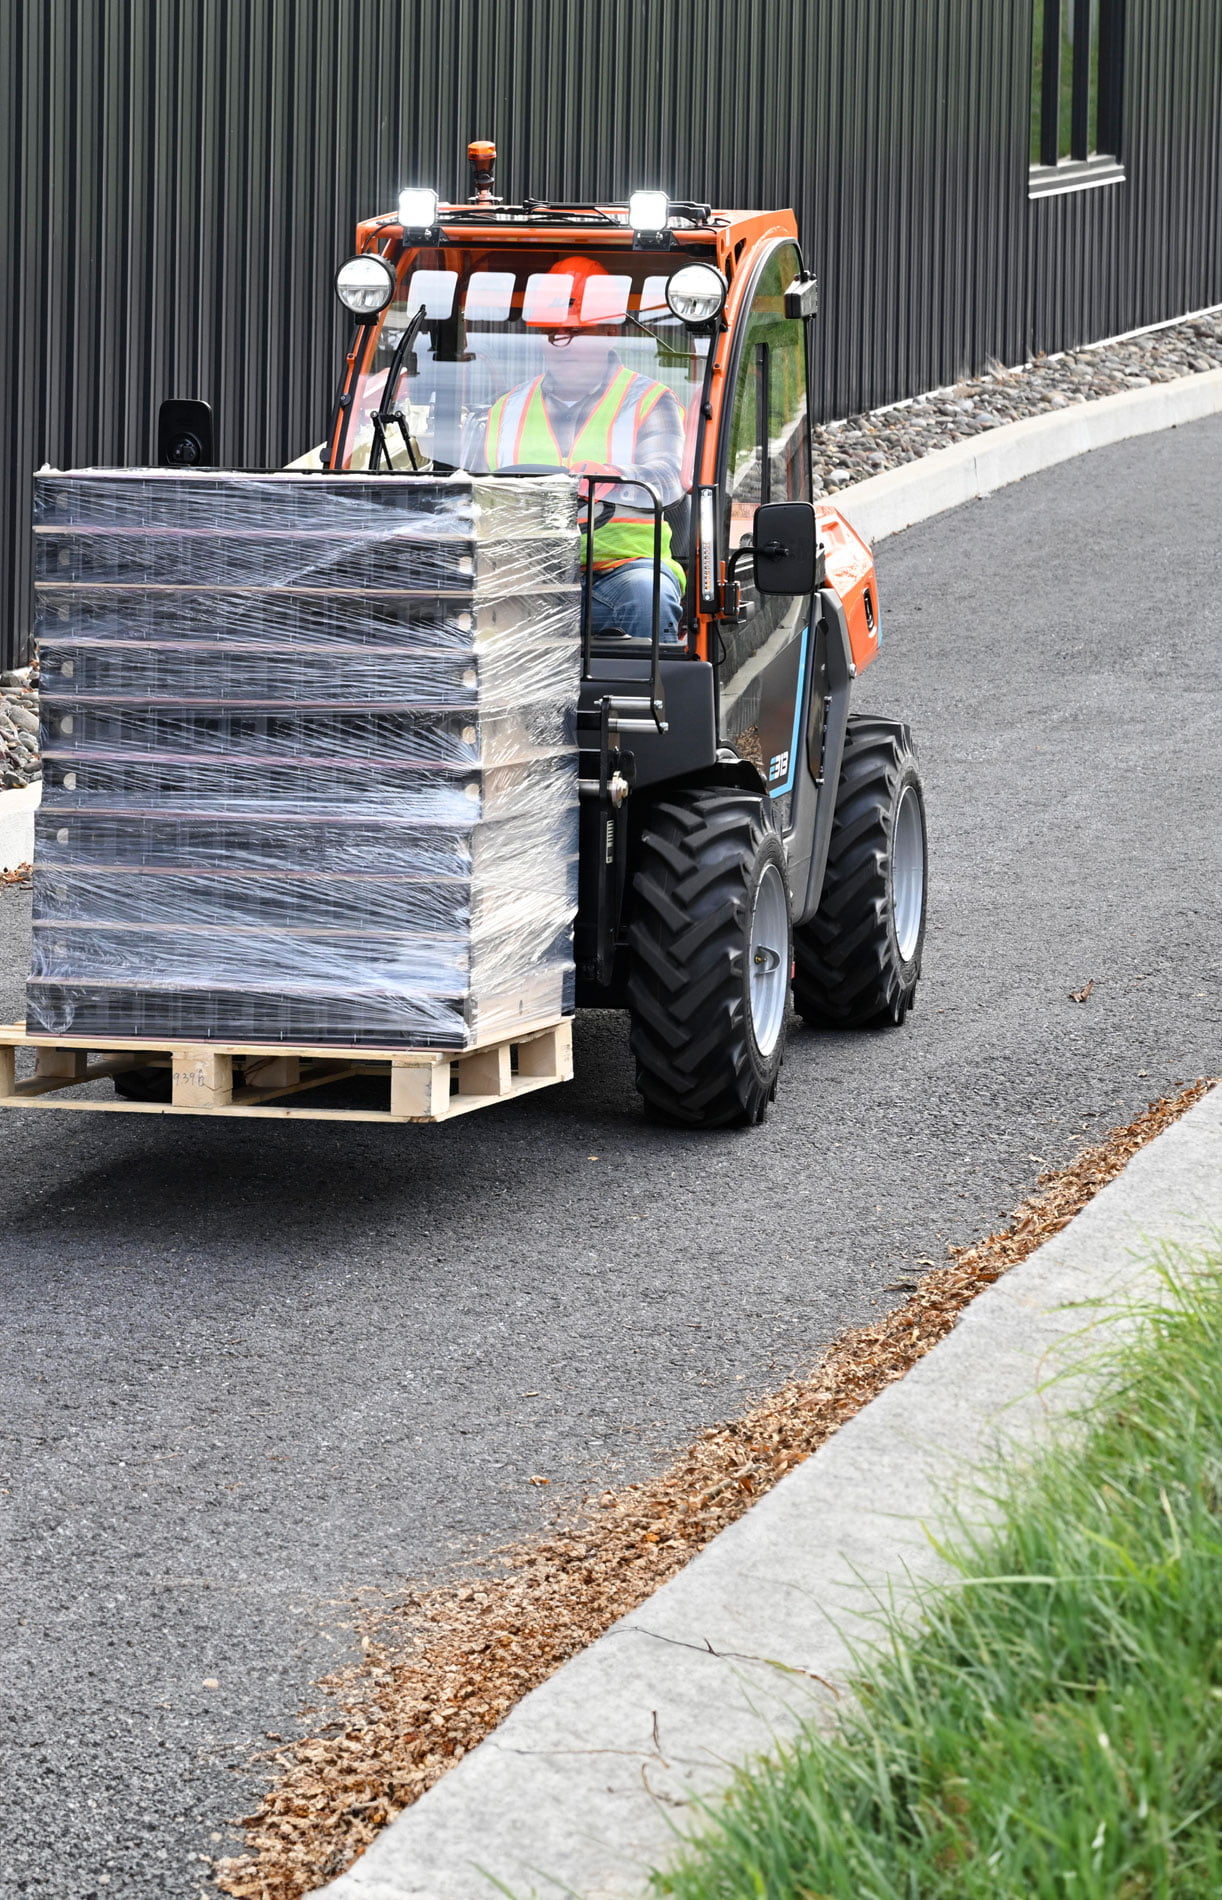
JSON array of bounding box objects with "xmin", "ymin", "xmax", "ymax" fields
[
  {"xmin": 42, "ymin": 142, "xmax": 927, "ymax": 1133},
  {"xmin": 291, "ymin": 145, "xmax": 924, "ymax": 1125}
]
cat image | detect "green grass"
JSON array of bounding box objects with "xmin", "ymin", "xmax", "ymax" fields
[{"xmin": 651, "ymin": 1251, "xmax": 1222, "ymax": 1900}]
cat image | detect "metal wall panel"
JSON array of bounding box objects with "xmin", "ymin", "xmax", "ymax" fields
[{"xmin": 2, "ymin": 0, "xmax": 1220, "ymax": 665}]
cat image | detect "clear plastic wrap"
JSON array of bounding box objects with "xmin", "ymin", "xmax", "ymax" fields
[
  {"xmin": 37, "ymin": 530, "xmax": 578, "ymax": 591},
  {"xmin": 38, "ymin": 755, "xmax": 571, "ymax": 820},
  {"xmin": 40, "ymin": 703, "xmax": 570, "ymax": 766},
  {"xmin": 35, "ymin": 590, "xmax": 559, "ymax": 650},
  {"xmin": 36, "ymin": 629, "xmax": 575, "ymax": 704},
  {"xmin": 28, "ymin": 470, "xmax": 582, "ymax": 1048},
  {"xmin": 34, "ymin": 470, "xmax": 579, "ymax": 535},
  {"xmin": 29, "ymin": 915, "xmax": 573, "ymax": 992},
  {"xmin": 32, "ymin": 805, "xmax": 557, "ymax": 876}
]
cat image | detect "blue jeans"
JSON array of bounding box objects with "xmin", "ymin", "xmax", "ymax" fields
[{"xmin": 588, "ymin": 562, "xmax": 683, "ymax": 642}]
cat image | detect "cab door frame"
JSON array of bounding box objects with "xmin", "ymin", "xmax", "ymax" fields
[{"xmin": 710, "ymin": 236, "xmax": 817, "ymax": 823}]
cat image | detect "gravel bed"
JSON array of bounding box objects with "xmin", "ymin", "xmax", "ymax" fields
[
  {"xmin": 1, "ymin": 665, "xmax": 39, "ymax": 790},
  {"xmin": 812, "ymin": 308, "xmax": 1222, "ymax": 494},
  {"xmin": 2, "ymin": 306, "xmax": 1219, "ymax": 782}
]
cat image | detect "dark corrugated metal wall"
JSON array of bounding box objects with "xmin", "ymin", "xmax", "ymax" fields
[
  {"xmin": 2, "ymin": 0, "xmax": 1220, "ymax": 666},
  {"xmin": 1030, "ymin": 0, "xmax": 1222, "ymax": 353}
]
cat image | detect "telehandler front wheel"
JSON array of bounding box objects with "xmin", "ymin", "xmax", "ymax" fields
[
  {"xmin": 113, "ymin": 1066, "xmax": 172, "ymax": 1103},
  {"xmin": 793, "ymin": 717, "xmax": 927, "ymax": 1030},
  {"xmin": 626, "ymin": 790, "xmax": 791, "ymax": 1128}
]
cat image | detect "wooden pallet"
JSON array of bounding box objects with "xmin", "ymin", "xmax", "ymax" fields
[{"xmin": 0, "ymin": 1016, "xmax": 573, "ymax": 1123}]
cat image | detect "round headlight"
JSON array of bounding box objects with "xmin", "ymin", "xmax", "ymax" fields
[
  {"xmin": 665, "ymin": 263, "xmax": 728, "ymax": 326},
  {"xmin": 336, "ymin": 254, "xmax": 397, "ymax": 318}
]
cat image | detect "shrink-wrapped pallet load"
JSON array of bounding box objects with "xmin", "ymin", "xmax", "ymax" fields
[{"xmin": 28, "ymin": 471, "xmax": 581, "ymax": 1047}]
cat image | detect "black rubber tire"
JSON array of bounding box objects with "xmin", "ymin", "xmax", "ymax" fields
[
  {"xmin": 626, "ymin": 789, "xmax": 791, "ymax": 1128},
  {"xmin": 113, "ymin": 1066, "xmax": 173, "ymax": 1103},
  {"xmin": 793, "ymin": 716, "xmax": 927, "ymax": 1029}
]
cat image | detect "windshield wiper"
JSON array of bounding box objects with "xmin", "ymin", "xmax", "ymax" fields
[{"xmin": 369, "ymin": 305, "xmax": 428, "ymax": 473}]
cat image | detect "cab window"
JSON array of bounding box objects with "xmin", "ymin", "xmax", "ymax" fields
[
  {"xmin": 337, "ymin": 253, "xmax": 711, "ymax": 481},
  {"xmin": 725, "ymin": 247, "xmax": 810, "ymax": 546}
]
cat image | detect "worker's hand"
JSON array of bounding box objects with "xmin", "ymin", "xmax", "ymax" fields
[
  {"xmin": 571, "ymin": 461, "xmax": 621, "ymax": 509},
  {"xmin": 570, "ymin": 460, "xmax": 621, "ymax": 479}
]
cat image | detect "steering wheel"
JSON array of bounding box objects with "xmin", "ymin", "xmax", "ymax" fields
[
  {"xmin": 495, "ymin": 463, "xmax": 616, "ymax": 529},
  {"xmin": 492, "ymin": 463, "xmax": 570, "ymax": 475}
]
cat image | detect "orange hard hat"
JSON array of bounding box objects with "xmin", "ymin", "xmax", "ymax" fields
[{"xmin": 523, "ymin": 255, "xmax": 625, "ymax": 330}]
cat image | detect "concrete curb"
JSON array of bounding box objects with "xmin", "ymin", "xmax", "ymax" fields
[
  {"xmin": 833, "ymin": 366, "xmax": 1222, "ymax": 544},
  {"xmin": 312, "ymin": 1084, "xmax": 1219, "ymax": 1900},
  {"xmin": 0, "ymin": 781, "xmax": 39, "ymax": 873}
]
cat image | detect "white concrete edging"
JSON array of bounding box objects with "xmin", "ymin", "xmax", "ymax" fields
[
  {"xmin": 835, "ymin": 365, "xmax": 1222, "ymax": 544},
  {"xmin": 312, "ymin": 1088, "xmax": 1220, "ymax": 1900},
  {"xmin": 0, "ymin": 781, "xmax": 39, "ymax": 872}
]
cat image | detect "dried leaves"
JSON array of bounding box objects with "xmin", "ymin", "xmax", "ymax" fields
[
  {"xmin": 215, "ymin": 1079, "xmax": 1214, "ymax": 1900},
  {"xmin": 1, "ymin": 860, "xmax": 32, "ymax": 887}
]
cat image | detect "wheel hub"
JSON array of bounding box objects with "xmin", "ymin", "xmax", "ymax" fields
[
  {"xmin": 748, "ymin": 862, "xmax": 789, "ymax": 1056},
  {"xmin": 892, "ymin": 783, "xmax": 925, "ymax": 963}
]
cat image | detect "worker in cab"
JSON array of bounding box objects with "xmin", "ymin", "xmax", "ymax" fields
[{"xmin": 470, "ymin": 257, "xmax": 687, "ymax": 641}]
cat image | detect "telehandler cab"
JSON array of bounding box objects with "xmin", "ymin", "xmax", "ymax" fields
[{"xmin": 182, "ymin": 146, "xmax": 928, "ymax": 1129}]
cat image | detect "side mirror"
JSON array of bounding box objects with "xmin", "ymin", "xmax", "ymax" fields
[
  {"xmin": 157, "ymin": 398, "xmax": 214, "ymax": 467},
  {"xmin": 752, "ymin": 501, "xmax": 821, "ymax": 596}
]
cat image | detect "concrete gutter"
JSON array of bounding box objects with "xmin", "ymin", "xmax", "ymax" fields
[
  {"xmin": 313, "ymin": 1085, "xmax": 1219, "ymax": 1900},
  {"xmin": 835, "ymin": 366, "xmax": 1222, "ymax": 545},
  {"xmin": 0, "ymin": 781, "xmax": 39, "ymax": 873}
]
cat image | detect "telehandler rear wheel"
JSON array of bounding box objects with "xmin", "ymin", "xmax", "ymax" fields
[
  {"xmin": 627, "ymin": 790, "xmax": 790, "ymax": 1128},
  {"xmin": 793, "ymin": 717, "xmax": 927, "ymax": 1030}
]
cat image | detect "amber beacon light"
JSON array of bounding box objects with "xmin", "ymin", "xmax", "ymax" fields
[{"xmin": 468, "ymin": 140, "xmax": 498, "ymax": 203}]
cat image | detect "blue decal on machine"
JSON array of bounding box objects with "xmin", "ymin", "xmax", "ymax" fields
[{"xmin": 768, "ymin": 624, "xmax": 809, "ymax": 800}]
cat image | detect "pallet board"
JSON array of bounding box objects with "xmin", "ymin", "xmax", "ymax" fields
[{"xmin": 0, "ymin": 1016, "xmax": 573, "ymax": 1124}]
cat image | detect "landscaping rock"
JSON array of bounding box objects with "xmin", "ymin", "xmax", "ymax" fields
[
  {"xmin": 1, "ymin": 677, "xmax": 41, "ymax": 786},
  {"xmin": 814, "ymin": 308, "xmax": 1222, "ymax": 493}
]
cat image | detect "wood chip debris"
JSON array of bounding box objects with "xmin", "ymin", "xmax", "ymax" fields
[{"xmin": 214, "ymin": 1078, "xmax": 1214, "ymax": 1900}]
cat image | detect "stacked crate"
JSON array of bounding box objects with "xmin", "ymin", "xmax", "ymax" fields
[{"xmin": 28, "ymin": 471, "xmax": 581, "ymax": 1048}]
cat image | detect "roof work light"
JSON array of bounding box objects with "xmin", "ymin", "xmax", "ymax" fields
[
  {"xmin": 628, "ymin": 191, "xmax": 670, "ymax": 234},
  {"xmin": 398, "ymin": 187, "xmax": 440, "ymax": 233},
  {"xmin": 335, "ymin": 254, "xmax": 396, "ymax": 317}
]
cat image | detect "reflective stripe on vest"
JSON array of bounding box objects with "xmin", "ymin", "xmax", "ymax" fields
[{"xmin": 485, "ymin": 368, "xmax": 683, "ymax": 588}]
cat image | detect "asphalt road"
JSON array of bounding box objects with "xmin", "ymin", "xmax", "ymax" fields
[{"xmin": 2, "ymin": 415, "xmax": 1220, "ymax": 1899}]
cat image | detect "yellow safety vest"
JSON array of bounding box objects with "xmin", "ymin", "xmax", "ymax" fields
[{"xmin": 485, "ymin": 367, "xmax": 685, "ymax": 589}]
